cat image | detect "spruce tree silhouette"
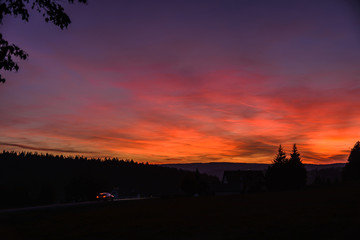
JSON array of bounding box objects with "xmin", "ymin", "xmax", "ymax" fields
[
  {"xmin": 266, "ymin": 144, "xmax": 307, "ymax": 191},
  {"xmin": 273, "ymin": 144, "xmax": 287, "ymax": 164},
  {"xmin": 288, "ymin": 144, "xmax": 306, "ymax": 189},
  {"xmin": 343, "ymin": 141, "xmax": 360, "ymax": 181},
  {"xmin": 266, "ymin": 145, "xmax": 288, "ymax": 191},
  {"xmin": 0, "ymin": 0, "xmax": 87, "ymax": 83}
]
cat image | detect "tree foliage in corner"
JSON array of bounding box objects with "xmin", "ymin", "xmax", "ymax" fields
[
  {"xmin": 0, "ymin": 0, "xmax": 87, "ymax": 83},
  {"xmin": 343, "ymin": 141, "xmax": 360, "ymax": 181},
  {"xmin": 266, "ymin": 144, "xmax": 306, "ymax": 191}
]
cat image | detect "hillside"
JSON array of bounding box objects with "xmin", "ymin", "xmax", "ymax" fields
[{"xmin": 162, "ymin": 162, "xmax": 346, "ymax": 181}]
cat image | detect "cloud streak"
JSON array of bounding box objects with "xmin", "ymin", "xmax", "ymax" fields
[{"xmin": 0, "ymin": 142, "xmax": 96, "ymax": 155}]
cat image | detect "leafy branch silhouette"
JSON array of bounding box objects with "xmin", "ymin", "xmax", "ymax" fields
[{"xmin": 0, "ymin": 0, "xmax": 87, "ymax": 83}]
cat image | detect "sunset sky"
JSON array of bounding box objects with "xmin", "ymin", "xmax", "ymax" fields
[{"xmin": 1, "ymin": 0, "xmax": 360, "ymax": 164}]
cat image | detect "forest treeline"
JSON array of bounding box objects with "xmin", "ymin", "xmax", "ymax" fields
[
  {"xmin": 0, "ymin": 151, "xmax": 218, "ymax": 208},
  {"xmin": 1, "ymin": 141, "xmax": 360, "ymax": 209}
]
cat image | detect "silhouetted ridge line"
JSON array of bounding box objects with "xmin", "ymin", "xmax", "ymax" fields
[{"xmin": 0, "ymin": 151, "xmax": 218, "ymax": 209}]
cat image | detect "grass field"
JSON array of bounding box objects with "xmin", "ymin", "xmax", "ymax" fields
[{"xmin": 1, "ymin": 183, "xmax": 360, "ymax": 240}]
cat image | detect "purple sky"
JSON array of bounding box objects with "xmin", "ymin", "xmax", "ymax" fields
[{"xmin": 1, "ymin": 0, "xmax": 360, "ymax": 163}]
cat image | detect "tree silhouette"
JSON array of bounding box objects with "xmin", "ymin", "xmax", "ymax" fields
[
  {"xmin": 266, "ymin": 144, "xmax": 307, "ymax": 191},
  {"xmin": 266, "ymin": 145, "xmax": 288, "ymax": 191},
  {"xmin": 0, "ymin": 0, "xmax": 87, "ymax": 83},
  {"xmin": 273, "ymin": 145, "xmax": 287, "ymax": 165},
  {"xmin": 180, "ymin": 168, "xmax": 209, "ymax": 196},
  {"xmin": 343, "ymin": 141, "xmax": 360, "ymax": 181},
  {"xmin": 288, "ymin": 144, "xmax": 306, "ymax": 189}
]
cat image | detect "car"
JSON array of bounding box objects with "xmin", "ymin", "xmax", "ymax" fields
[{"xmin": 96, "ymin": 192, "xmax": 114, "ymax": 201}]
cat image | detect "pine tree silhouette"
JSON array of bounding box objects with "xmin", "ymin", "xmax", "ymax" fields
[
  {"xmin": 266, "ymin": 145, "xmax": 288, "ymax": 191},
  {"xmin": 273, "ymin": 145, "xmax": 287, "ymax": 165},
  {"xmin": 288, "ymin": 144, "xmax": 306, "ymax": 189},
  {"xmin": 343, "ymin": 141, "xmax": 360, "ymax": 181},
  {"xmin": 266, "ymin": 144, "xmax": 307, "ymax": 191}
]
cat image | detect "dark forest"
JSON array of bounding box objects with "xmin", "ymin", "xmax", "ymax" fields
[{"xmin": 0, "ymin": 151, "xmax": 218, "ymax": 208}]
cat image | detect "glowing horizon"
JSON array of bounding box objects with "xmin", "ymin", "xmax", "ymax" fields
[{"xmin": 1, "ymin": 0, "xmax": 359, "ymax": 164}]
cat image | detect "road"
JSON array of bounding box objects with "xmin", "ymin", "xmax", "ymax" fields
[{"xmin": 0, "ymin": 197, "xmax": 151, "ymax": 214}]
